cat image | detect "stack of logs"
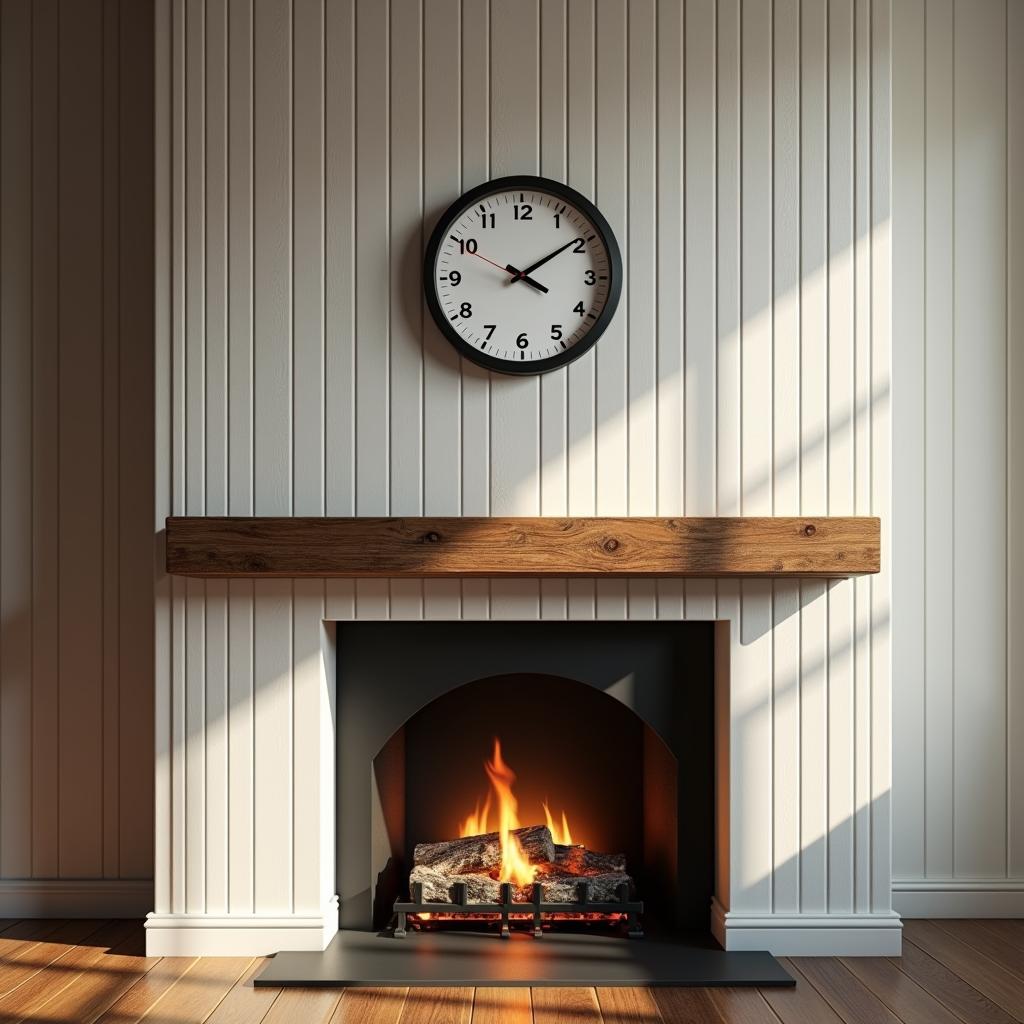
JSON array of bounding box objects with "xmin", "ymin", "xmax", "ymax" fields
[{"xmin": 409, "ymin": 824, "xmax": 633, "ymax": 903}]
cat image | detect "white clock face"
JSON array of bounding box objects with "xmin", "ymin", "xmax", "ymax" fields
[{"xmin": 426, "ymin": 179, "xmax": 621, "ymax": 374}]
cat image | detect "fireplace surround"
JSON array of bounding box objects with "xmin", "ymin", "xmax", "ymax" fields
[{"xmin": 255, "ymin": 620, "xmax": 794, "ymax": 986}]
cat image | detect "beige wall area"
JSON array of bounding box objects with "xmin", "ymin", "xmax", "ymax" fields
[{"xmin": 0, "ymin": 0, "xmax": 154, "ymax": 914}]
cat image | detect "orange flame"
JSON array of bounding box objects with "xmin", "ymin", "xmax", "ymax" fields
[
  {"xmin": 543, "ymin": 801, "xmax": 573, "ymax": 846},
  {"xmin": 484, "ymin": 739, "xmax": 537, "ymax": 887},
  {"xmin": 459, "ymin": 794, "xmax": 491, "ymax": 838},
  {"xmin": 458, "ymin": 739, "xmax": 576, "ymax": 888}
]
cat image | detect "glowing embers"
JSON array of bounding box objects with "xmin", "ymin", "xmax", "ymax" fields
[{"xmin": 396, "ymin": 737, "xmax": 641, "ymax": 939}]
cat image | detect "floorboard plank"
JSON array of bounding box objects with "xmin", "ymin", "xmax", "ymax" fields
[
  {"xmin": 788, "ymin": 958, "xmax": 902, "ymax": 1024},
  {"xmin": 328, "ymin": 987, "xmax": 409, "ymax": 1024},
  {"xmin": 0, "ymin": 919, "xmax": 107, "ymax": 997},
  {"xmin": 470, "ymin": 987, "xmax": 531, "ymax": 1024},
  {"xmin": 20, "ymin": 924, "xmax": 160, "ymax": 1024},
  {"xmin": 0, "ymin": 924, "xmax": 22, "ymax": 936},
  {"xmin": 890, "ymin": 939, "xmax": 1018, "ymax": 1024},
  {"xmin": 902, "ymin": 920, "xmax": 1024, "ymax": 1019},
  {"xmin": 204, "ymin": 958, "xmax": 281, "ymax": 1024},
  {"xmin": 396, "ymin": 986, "xmax": 474, "ymax": 1024},
  {"xmin": 262, "ymin": 987, "xmax": 343, "ymax": 1023},
  {"xmin": 707, "ymin": 988, "xmax": 782, "ymax": 1024},
  {"xmin": 94, "ymin": 956, "xmax": 198, "ymax": 1023},
  {"xmin": 974, "ymin": 919, "xmax": 1024, "ymax": 952},
  {"xmin": 931, "ymin": 919, "xmax": 1024, "ymax": 982},
  {"xmin": 840, "ymin": 956, "xmax": 963, "ymax": 1024},
  {"xmin": 132, "ymin": 956, "xmax": 253, "ymax": 1024},
  {"xmin": 597, "ymin": 987, "xmax": 664, "ymax": 1024},
  {"xmin": 759, "ymin": 959, "xmax": 846, "ymax": 1024},
  {"xmin": 0, "ymin": 919, "xmax": 134, "ymax": 1023},
  {"xmin": 653, "ymin": 986, "xmax": 727, "ymax": 1023},
  {"xmin": 531, "ymin": 987, "xmax": 604, "ymax": 1024}
]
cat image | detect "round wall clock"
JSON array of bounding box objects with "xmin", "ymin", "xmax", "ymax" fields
[{"xmin": 423, "ymin": 175, "xmax": 622, "ymax": 375}]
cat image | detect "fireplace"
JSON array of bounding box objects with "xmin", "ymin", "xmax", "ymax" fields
[{"xmin": 255, "ymin": 620, "xmax": 792, "ymax": 986}]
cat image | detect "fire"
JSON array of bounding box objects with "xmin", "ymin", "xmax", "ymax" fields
[
  {"xmin": 459, "ymin": 738, "xmax": 575, "ymax": 888},
  {"xmin": 543, "ymin": 801, "xmax": 573, "ymax": 846},
  {"xmin": 459, "ymin": 794, "xmax": 491, "ymax": 838}
]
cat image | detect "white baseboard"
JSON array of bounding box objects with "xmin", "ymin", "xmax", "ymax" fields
[
  {"xmin": 0, "ymin": 879, "xmax": 154, "ymax": 918},
  {"xmin": 711, "ymin": 898, "xmax": 903, "ymax": 956},
  {"xmin": 893, "ymin": 880, "xmax": 1024, "ymax": 918},
  {"xmin": 144, "ymin": 896, "xmax": 340, "ymax": 956}
]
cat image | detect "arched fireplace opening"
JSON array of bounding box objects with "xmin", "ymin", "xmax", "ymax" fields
[{"xmin": 336, "ymin": 621, "xmax": 716, "ymax": 940}]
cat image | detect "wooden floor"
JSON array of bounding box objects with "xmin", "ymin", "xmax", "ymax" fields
[{"xmin": 0, "ymin": 919, "xmax": 1022, "ymax": 1023}]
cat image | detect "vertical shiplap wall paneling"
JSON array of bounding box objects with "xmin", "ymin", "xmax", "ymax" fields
[
  {"xmin": 827, "ymin": 0, "xmax": 855, "ymax": 915},
  {"xmin": 29, "ymin": 0, "xmax": 61, "ymax": 881},
  {"xmin": 252, "ymin": 0, "xmax": 295, "ymax": 912},
  {"xmin": 682, "ymin": 0, "xmax": 715, "ymax": 621},
  {"xmin": 891, "ymin": 0, "xmax": 926, "ymax": 884},
  {"xmin": 156, "ymin": 0, "xmax": 898, "ymax": 932},
  {"xmin": 0, "ymin": 0, "xmax": 155, "ymax": 897},
  {"xmin": 714, "ymin": 0, "xmax": 744, "ymax": 907},
  {"xmin": 293, "ymin": 0, "xmax": 328, "ymax": 914},
  {"xmin": 155, "ymin": 0, "xmax": 172, "ymax": 916},
  {"xmin": 0, "ymin": 0, "xmax": 34, "ymax": 879},
  {"xmin": 539, "ymin": 0, "xmax": 568, "ymax": 620},
  {"xmin": 771, "ymin": 0, "xmax": 801, "ymax": 915},
  {"xmin": 594, "ymin": 0, "xmax": 628, "ymax": 621},
  {"xmin": 227, "ymin": 0, "xmax": 256, "ymax": 916},
  {"xmin": 183, "ymin": 0, "xmax": 207, "ymax": 916},
  {"xmin": 489, "ymin": 0, "xmax": 542, "ymax": 617},
  {"xmin": 651, "ymin": 0, "xmax": 684, "ymax": 618},
  {"xmin": 868, "ymin": 0, "xmax": 891, "ymax": 915},
  {"xmin": 736, "ymin": 0, "xmax": 773, "ymax": 915},
  {"xmin": 565, "ymin": 0, "xmax": 596, "ymax": 620},
  {"xmin": 922, "ymin": 0, "xmax": 954, "ymax": 881},
  {"xmin": 422, "ymin": 0, "xmax": 461, "ymax": 619},
  {"xmin": 626, "ymin": 0, "xmax": 657, "ymax": 619},
  {"xmin": 458, "ymin": 0, "xmax": 491, "ymax": 619},
  {"xmin": 58, "ymin": 0, "xmax": 105, "ymax": 879},
  {"xmin": 353, "ymin": 0, "xmax": 389, "ymax": 618},
  {"xmin": 798, "ymin": 0, "xmax": 829, "ymax": 915},
  {"xmin": 324, "ymin": 0, "xmax": 356, "ymax": 621},
  {"xmin": 891, "ymin": 0, "xmax": 1024, "ymax": 906},
  {"xmin": 101, "ymin": 0, "xmax": 121, "ymax": 881},
  {"xmin": 952, "ymin": 0, "xmax": 1007, "ymax": 880},
  {"xmin": 852, "ymin": 0, "xmax": 873, "ymax": 914},
  {"xmin": 1010, "ymin": 0, "xmax": 1024, "ymax": 881}
]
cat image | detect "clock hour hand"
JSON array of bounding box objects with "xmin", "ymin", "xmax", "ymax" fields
[
  {"xmin": 466, "ymin": 249, "xmax": 548, "ymax": 292},
  {"xmin": 504, "ymin": 265, "xmax": 549, "ymax": 294},
  {"xmin": 512, "ymin": 237, "xmax": 580, "ymax": 281}
]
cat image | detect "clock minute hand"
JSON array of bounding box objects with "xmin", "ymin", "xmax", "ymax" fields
[{"xmin": 512, "ymin": 238, "xmax": 580, "ymax": 281}]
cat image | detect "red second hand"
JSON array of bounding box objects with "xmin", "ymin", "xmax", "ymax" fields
[{"xmin": 470, "ymin": 250, "xmax": 514, "ymax": 275}]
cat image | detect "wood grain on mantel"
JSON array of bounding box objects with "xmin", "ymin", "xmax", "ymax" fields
[{"xmin": 164, "ymin": 516, "xmax": 880, "ymax": 579}]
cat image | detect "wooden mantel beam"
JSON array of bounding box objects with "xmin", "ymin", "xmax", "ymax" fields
[{"xmin": 164, "ymin": 516, "xmax": 880, "ymax": 579}]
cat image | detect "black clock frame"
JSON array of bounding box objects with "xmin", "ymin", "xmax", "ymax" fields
[{"xmin": 423, "ymin": 175, "xmax": 623, "ymax": 376}]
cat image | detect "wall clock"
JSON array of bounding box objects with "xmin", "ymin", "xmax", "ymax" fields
[{"xmin": 423, "ymin": 175, "xmax": 622, "ymax": 375}]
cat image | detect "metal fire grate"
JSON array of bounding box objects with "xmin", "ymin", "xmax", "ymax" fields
[{"xmin": 393, "ymin": 879, "xmax": 644, "ymax": 939}]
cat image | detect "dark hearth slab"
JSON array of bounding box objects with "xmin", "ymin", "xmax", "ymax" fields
[{"xmin": 254, "ymin": 929, "xmax": 794, "ymax": 988}]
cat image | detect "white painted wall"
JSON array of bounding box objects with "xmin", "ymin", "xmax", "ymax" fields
[
  {"xmin": 891, "ymin": 0, "xmax": 1024, "ymax": 916},
  {"xmin": 151, "ymin": 0, "xmax": 894, "ymax": 956}
]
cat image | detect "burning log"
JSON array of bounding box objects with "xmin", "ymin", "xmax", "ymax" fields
[
  {"xmin": 413, "ymin": 824, "xmax": 555, "ymax": 875},
  {"xmin": 407, "ymin": 865, "xmax": 633, "ymax": 904},
  {"xmin": 408, "ymin": 823, "xmax": 633, "ymax": 906},
  {"xmin": 552, "ymin": 844, "xmax": 627, "ymax": 876},
  {"xmin": 409, "ymin": 865, "xmax": 503, "ymax": 903}
]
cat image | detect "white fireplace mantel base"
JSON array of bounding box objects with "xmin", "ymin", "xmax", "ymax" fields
[
  {"xmin": 144, "ymin": 896, "xmax": 341, "ymax": 957},
  {"xmin": 712, "ymin": 900, "xmax": 903, "ymax": 956}
]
